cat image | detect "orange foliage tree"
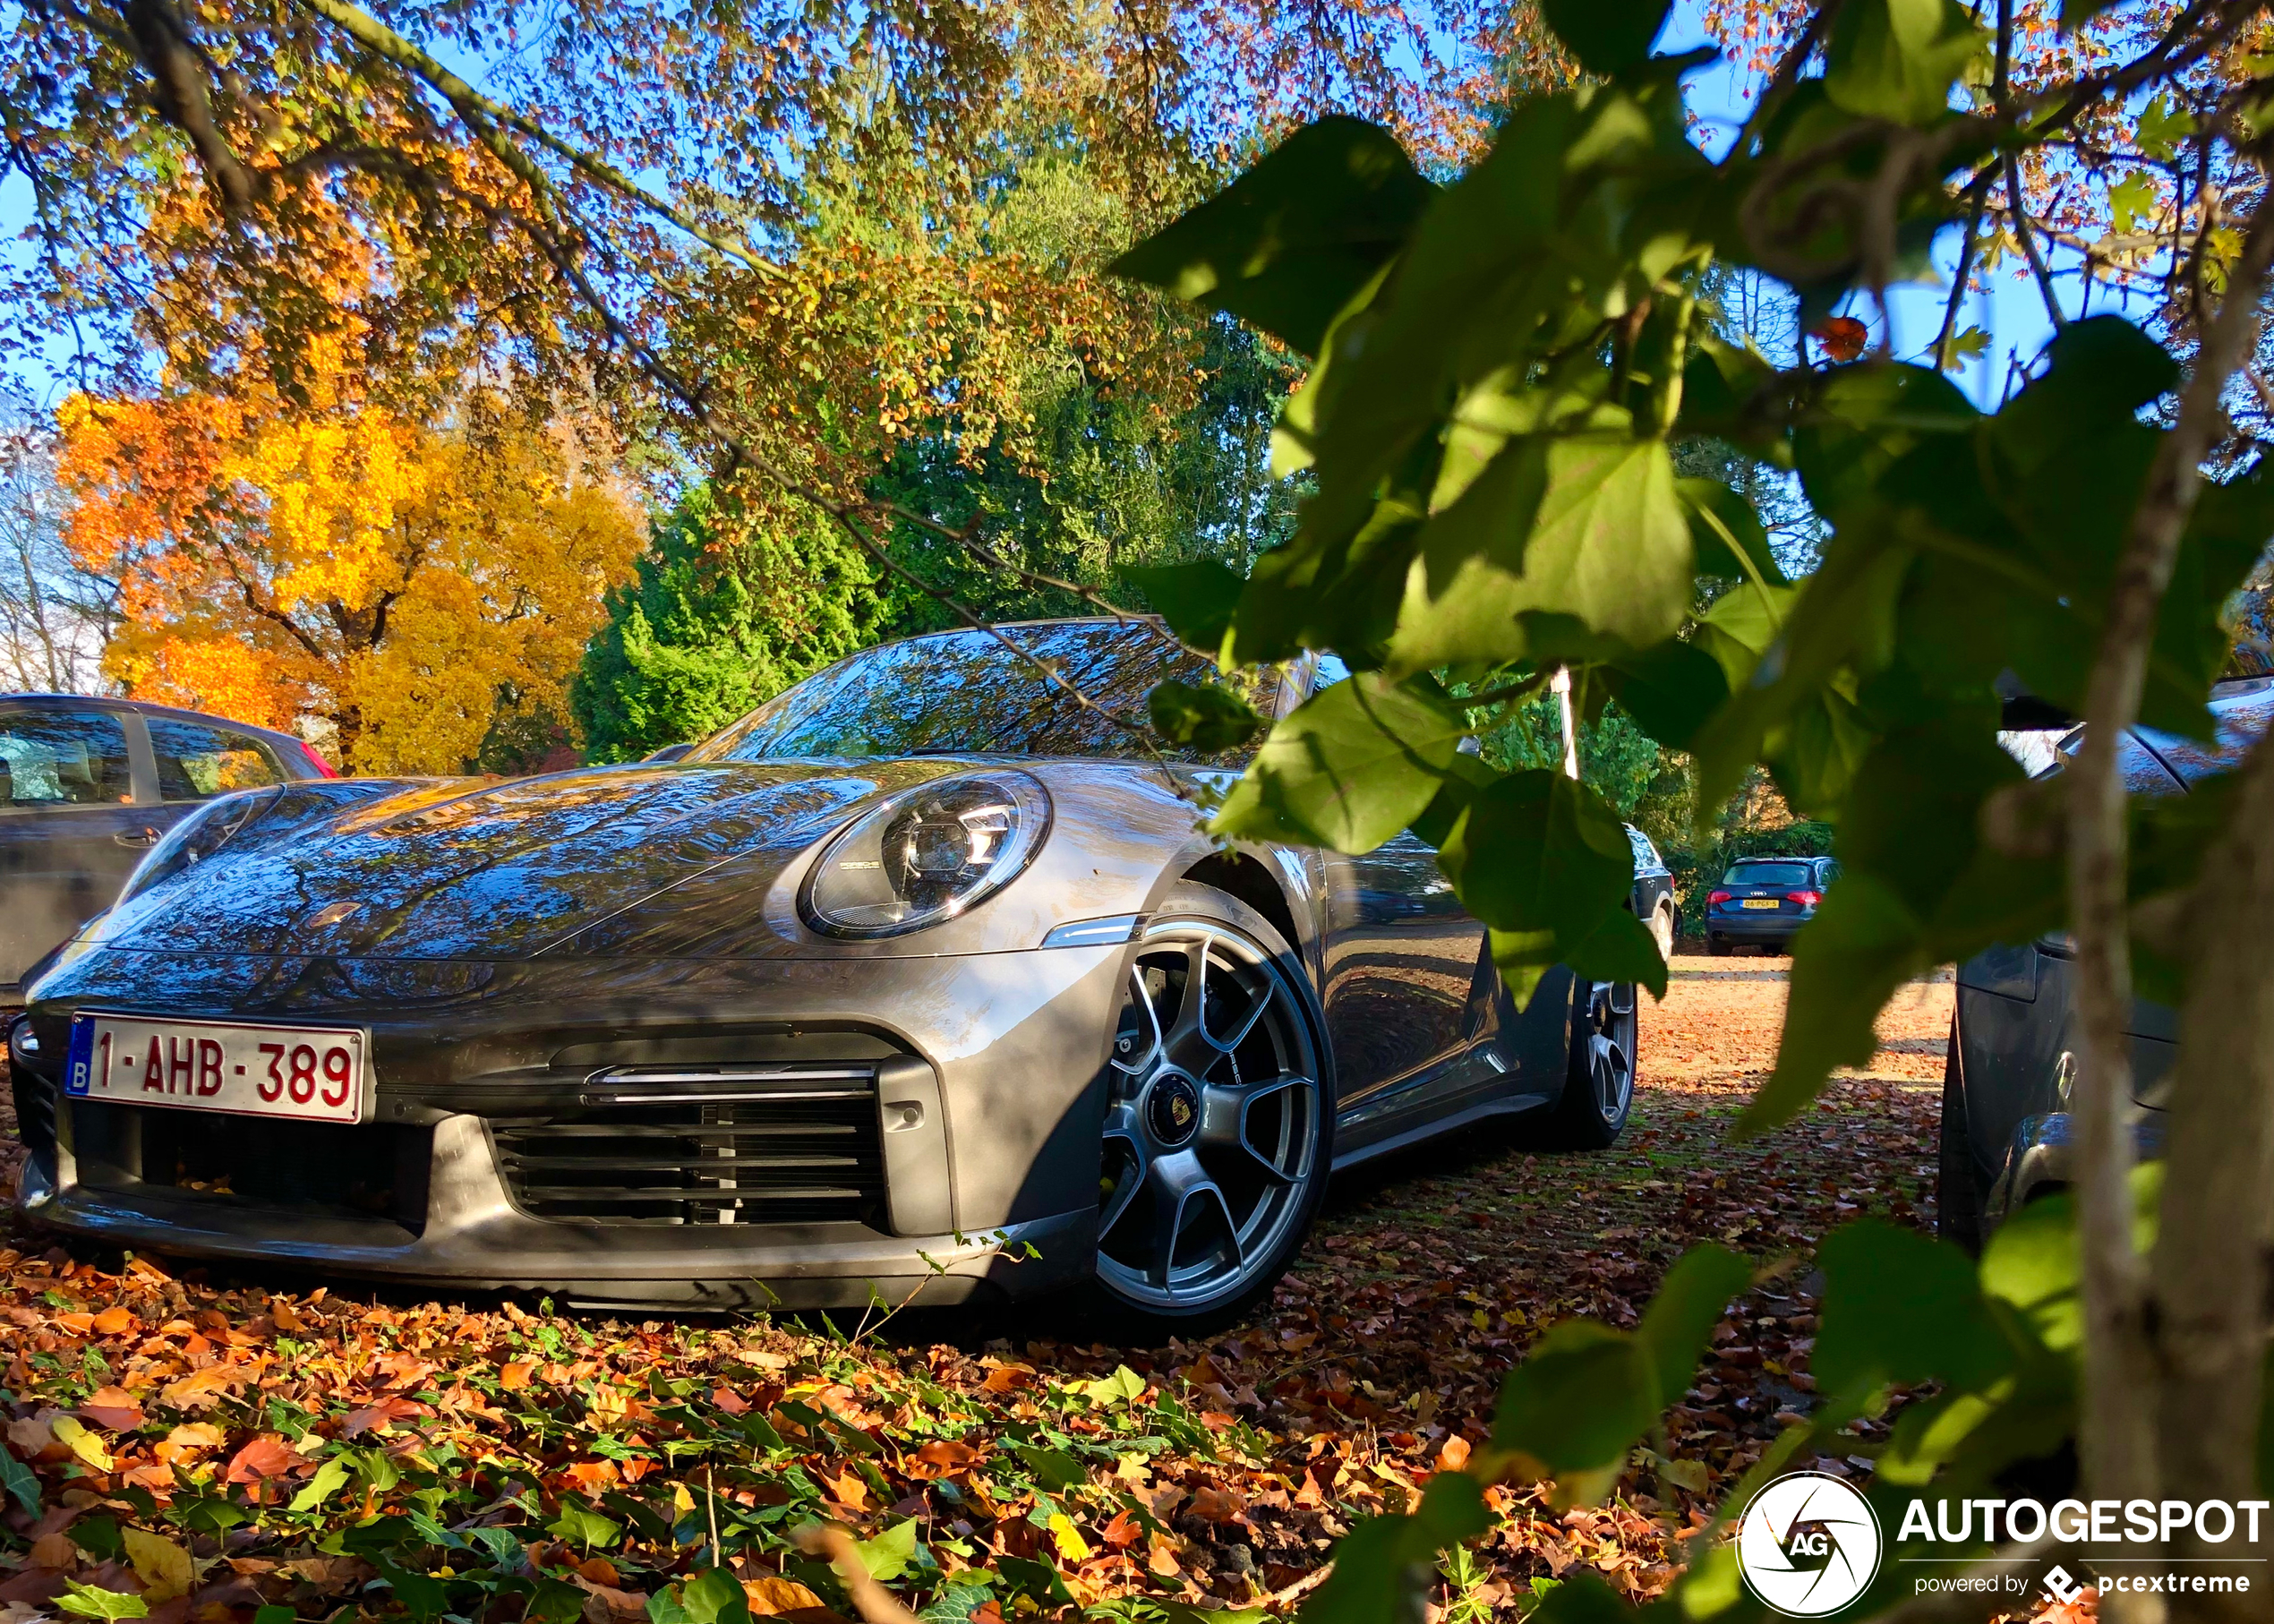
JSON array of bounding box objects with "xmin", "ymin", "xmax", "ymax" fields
[{"xmin": 56, "ymin": 386, "xmax": 643, "ymax": 774}]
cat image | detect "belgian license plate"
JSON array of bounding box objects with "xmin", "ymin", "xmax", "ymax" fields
[
  {"xmin": 64, "ymin": 1013, "xmax": 368, "ymax": 1124},
  {"xmin": 1741, "ymin": 898, "xmax": 1781, "ymax": 910}
]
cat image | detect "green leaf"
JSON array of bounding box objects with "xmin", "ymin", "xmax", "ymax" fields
[
  {"xmin": 1540, "ymin": 0, "xmax": 1671, "ymax": 75},
  {"xmin": 1560, "ymin": 905, "xmax": 1670, "ymax": 998},
  {"xmin": 527, "ymin": 1578, "xmax": 588, "ymax": 1624},
  {"xmin": 1075, "ymin": 1365, "xmax": 1148, "ymax": 1406},
  {"xmin": 1812, "ymin": 1220, "xmax": 2018, "ymax": 1400},
  {"xmin": 550, "ymin": 1499, "xmax": 622, "ymax": 1550},
  {"xmin": 1299, "ymin": 1472, "xmax": 1492, "ymax": 1624},
  {"xmin": 1110, "ymin": 117, "xmax": 1433, "ymax": 356},
  {"xmin": 56, "ymin": 1583, "xmax": 149, "ymax": 1622},
  {"xmin": 1440, "ymin": 771, "xmax": 1647, "ymax": 997},
  {"xmin": 2139, "ymin": 96, "xmax": 2197, "ymax": 161},
  {"xmin": 1212, "ymin": 671, "xmax": 1465, "ymax": 852},
  {"xmin": 0, "ymin": 1445, "xmax": 39, "ymax": 1516},
  {"xmin": 376, "ymin": 1562, "xmax": 454, "ymax": 1622},
  {"xmin": 253, "ymin": 1607, "xmax": 296, "ymax": 1624},
  {"xmin": 1010, "ymin": 1443, "xmax": 1086, "ymax": 1493},
  {"xmin": 1824, "ymin": 0, "xmax": 1986, "ymax": 124},
  {"xmin": 1529, "ymin": 1572, "xmax": 1640, "ymax": 1624},
  {"xmin": 673, "ymin": 1564, "xmax": 751, "ymax": 1624},
  {"xmin": 1740, "ymin": 872, "xmax": 1928, "ymax": 1134},
  {"xmin": 1389, "ymin": 437, "xmax": 1694, "ymax": 676},
  {"xmin": 71, "ymin": 1516, "xmax": 121, "ymax": 1562},
  {"xmin": 1491, "ymin": 1323, "xmax": 1655, "ymax": 1505},
  {"xmin": 1149, "ymin": 680, "xmax": 1263, "ymax": 754},
  {"xmin": 287, "ymin": 1456, "xmax": 349, "ymax": 1514},
  {"xmin": 1599, "ymin": 639, "xmax": 1731, "ymax": 754},
  {"xmin": 2108, "ymin": 172, "xmax": 2156, "ymax": 236},
  {"xmin": 855, "ymin": 1519, "xmax": 919, "ymax": 1582},
  {"xmin": 1680, "ymin": 478, "xmax": 1787, "ymax": 585},
  {"xmin": 996, "ymin": 1555, "xmax": 1074, "ymax": 1606},
  {"xmin": 1982, "ymin": 1167, "xmax": 2161, "ymax": 1358},
  {"xmin": 1633, "ymin": 1245, "xmax": 1752, "ymax": 1407},
  {"xmin": 1118, "ymin": 561, "xmax": 1246, "ymax": 654}
]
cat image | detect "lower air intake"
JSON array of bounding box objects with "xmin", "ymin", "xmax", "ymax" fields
[{"xmin": 489, "ymin": 1065, "xmax": 885, "ymax": 1227}]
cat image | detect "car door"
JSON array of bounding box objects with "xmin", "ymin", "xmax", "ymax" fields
[
  {"xmin": 1305, "ymin": 658, "xmax": 1490, "ymax": 1107},
  {"xmin": 0, "ymin": 704, "xmax": 152, "ymax": 991}
]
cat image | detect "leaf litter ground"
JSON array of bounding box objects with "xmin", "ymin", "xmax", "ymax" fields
[{"xmin": 0, "ymin": 958, "xmax": 2045, "ymax": 1623}]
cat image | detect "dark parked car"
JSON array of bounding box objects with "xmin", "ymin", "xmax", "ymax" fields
[
  {"xmin": 0, "ymin": 696, "xmax": 332, "ymax": 998},
  {"xmin": 1703, "ymin": 854, "xmax": 1840, "ymax": 955},
  {"xmin": 7, "ymin": 620, "xmax": 1644, "ymax": 1330},
  {"xmin": 1627, "ymin": 827, "xmax": 1678, "ymax": 962},
  {"xmin": 1941, "ymin": 677, "xmax": 2274, "ymax": 1251}
]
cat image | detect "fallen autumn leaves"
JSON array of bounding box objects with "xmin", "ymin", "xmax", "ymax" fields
[{"xmin": 0, "ymin": 958, "xmax": 1960, "ymax": 1623}]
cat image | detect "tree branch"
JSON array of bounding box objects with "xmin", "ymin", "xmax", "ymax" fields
[
  {"xmin": 2063, "ymin": 156, "xmax": 2274, "ymax": 1611},
  {"xmin": 292, "ymin": 0, "xmax": 779, "ymax": 276}
]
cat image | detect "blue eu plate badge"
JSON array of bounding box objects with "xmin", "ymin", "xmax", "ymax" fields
[{"xmin": 65, "ymin": 1016, "xmax": 94, "ymax": 1096}]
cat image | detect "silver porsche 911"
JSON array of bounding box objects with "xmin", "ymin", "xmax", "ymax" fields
[{"xmin": 7, "ymin": 620, "xmax": 1641, "ymax": 1330}]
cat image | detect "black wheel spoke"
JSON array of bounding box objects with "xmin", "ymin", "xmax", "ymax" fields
[
  {"xmin": 1198, "ymin": 1073, "xmax": 1312, "ymax": 1185},
  {"xmin": 1099, "ymin": 1102, "xmax": 1148, "ymax": 1244}
]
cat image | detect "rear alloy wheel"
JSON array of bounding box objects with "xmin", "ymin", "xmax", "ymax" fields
[
  {"xmin": 1546, "ymin": 977, "xmax": 1638, "ymax": 1149},
  {"xmin": 1092, "ymin": 894, "xmax": 1328, "ymax": 1329}
]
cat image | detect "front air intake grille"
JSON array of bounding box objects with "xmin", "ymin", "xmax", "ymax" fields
[{"xmin": 489, "ymin": 1065, "xmax": 885, "ymax": 1227}]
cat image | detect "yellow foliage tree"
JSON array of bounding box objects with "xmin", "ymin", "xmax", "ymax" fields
[{"xmin": 56, "ymin": 389, "xmax": 643, "ymax": 775}]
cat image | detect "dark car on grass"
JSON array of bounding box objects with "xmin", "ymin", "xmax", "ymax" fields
[
  {"xmin": 1702, "ymin": 854, "xmax": 1838, "ymax": 955},
  {"xmin": 1939, "ymin": 677, "xmax": 2274, "ymax": 1251},
  {"xmin": 1, "ymin": 695, "xmax": 333, "ymax": 1000},
  {"xmin": 5, "ymin": 620, "xmax": 1648, "ymax": 1333}
]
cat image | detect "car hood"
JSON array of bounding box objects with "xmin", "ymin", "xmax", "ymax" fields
[{"xmin": 81, "ymin": 760, "xmax": 981, "ymax": 962}]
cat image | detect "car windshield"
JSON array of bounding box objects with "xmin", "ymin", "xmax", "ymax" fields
[
  {"xmin": 688, "ymin": 621, "xmax": 1274, "ymax": 763},
  {"xmin": 1724, "ymin": 862, "xmax": 1812, "ymax": 887}
]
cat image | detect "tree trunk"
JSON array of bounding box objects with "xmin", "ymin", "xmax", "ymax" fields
[
  {"xmin": 2064, "ymin": 191, "xmax": 2274, "ymax": 1624},
  {"xmin": 2154, "ymin": 731, "xmax": 2274, "ymax": 1619}
]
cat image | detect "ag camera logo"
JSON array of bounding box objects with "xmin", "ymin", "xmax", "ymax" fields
[{"xmin": 1736, "ymin": 1472, "xmax": 1884, "ymax": 1616}]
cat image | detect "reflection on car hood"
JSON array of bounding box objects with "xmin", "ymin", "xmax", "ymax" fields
[{"xmin": 83, "ymin": 761, "xmax": 966, "ymax": 961}]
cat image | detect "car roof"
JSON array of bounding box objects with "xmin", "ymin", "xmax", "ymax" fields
[{"xmin": 0, "ymin": 692, "xmax": 311, "ymax": 754}]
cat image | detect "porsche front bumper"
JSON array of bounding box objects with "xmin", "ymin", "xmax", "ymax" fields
[{"xmin": 13, "ymin": 942, "xmax": 1124, "ymax": 1310}]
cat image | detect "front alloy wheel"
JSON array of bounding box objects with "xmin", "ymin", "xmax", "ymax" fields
[{"xmin": 1095, "ymin": 916, "xmax": 1323, "ymax": 1319}]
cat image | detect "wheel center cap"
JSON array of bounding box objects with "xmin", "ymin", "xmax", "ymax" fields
[{"xmin": 1147, "ymin": 1073, "xmax": 1201, "ymax": 1146}]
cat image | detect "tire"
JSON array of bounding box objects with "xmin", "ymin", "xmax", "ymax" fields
[
  {"xmin": 1079, "ymin": 882, "xmax": 1335, "ymax": 1338},
  {"xmin": 1706, "ymin": 934, "xmax": 1729, "ymax": 957},
  {"xmin": 1650, "ymin": 903, "xmax": 1676, "ymax": 964},
  {"xmin": 1544, "ymin": 975, "xmax": 1637, "ymax": 1150},
  {"xmin": 1937, "ymin": 1022, "xmax": 1986, "ymax": 1256}
]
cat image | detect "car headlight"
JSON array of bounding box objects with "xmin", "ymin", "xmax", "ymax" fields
[
  {"xmin": 116, "ymin": 787, "xmax": 279, "ymax": 905},
  {"xmin": 801, "ymin": 771, "xmax": 1050, "ymax": 938}
]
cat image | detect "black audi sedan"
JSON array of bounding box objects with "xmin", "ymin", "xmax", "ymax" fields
[
  {"xmin": 1, "ymin": 696, "xmax": 332, "ymax": 999},
  {"xmin": 1702, "ymin": 854, "xmax": 1839, "ymax": 955},
  {"xmin": 1940, "ymin": 677, "xmax": 2274, "ymax": 1251}
]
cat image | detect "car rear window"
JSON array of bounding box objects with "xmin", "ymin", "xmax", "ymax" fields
[
  {"xmin": 148, "ymin": 716, "xmax": 286, "ymax": 800},
  {"xmin": 1723, "ymin": 862, "xmax": 1812, "ymax": 887}
]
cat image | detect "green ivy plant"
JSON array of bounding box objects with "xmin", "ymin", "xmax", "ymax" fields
[{"xmin": 1111, "ymin": 0, "xmax": 2274, "ymax": 1617}]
